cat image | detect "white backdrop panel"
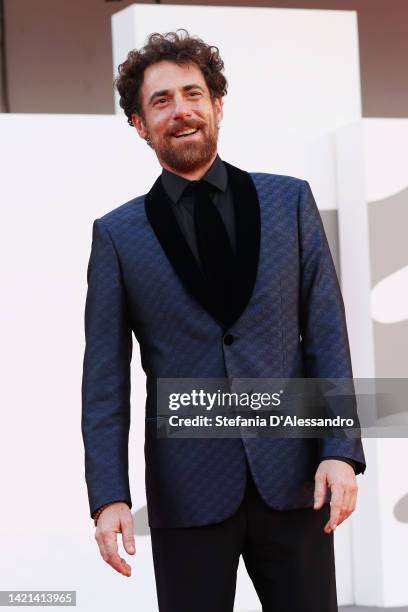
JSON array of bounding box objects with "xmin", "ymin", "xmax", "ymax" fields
[{"xmin": 336, "ymin": 118, "xmax": 408, "ymax": 607}]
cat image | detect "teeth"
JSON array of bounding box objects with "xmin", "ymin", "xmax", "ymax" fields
[{"xmin": 175, "ymin": 128, "xmax": 198, "ymax": 138}]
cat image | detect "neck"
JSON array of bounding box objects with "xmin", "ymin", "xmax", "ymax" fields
[{"xmin": 160, "ymin": 151, "xmax": 218, "ymax": 181}]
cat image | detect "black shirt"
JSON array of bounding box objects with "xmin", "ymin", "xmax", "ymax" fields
[{"xmin": 160, "ymin": 154, "xmax": 236, "ymax": 268}]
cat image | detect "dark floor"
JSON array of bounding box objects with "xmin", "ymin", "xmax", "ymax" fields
[
  {"xmin": 341, "ymin": 608, "xmax": 408, "ymax": 612},
  {"xmin": 244, "ymin": 608, "xmax": 408, "ymax": 612}
]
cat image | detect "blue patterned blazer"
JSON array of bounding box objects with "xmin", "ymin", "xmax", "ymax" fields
[{"xmin": 81, "ymin": 160, "xmax": 366, "ymax": 528}]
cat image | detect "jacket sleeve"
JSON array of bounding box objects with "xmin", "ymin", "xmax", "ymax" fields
[
  {"xmin": 298, "ymin": 180, "xmax": 366, "ymax": 475},
  {"xmin": 81, "ymin": 218, "xmax": 133, "ymax": 518}
]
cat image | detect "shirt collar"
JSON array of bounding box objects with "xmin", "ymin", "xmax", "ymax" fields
[{"xmin": 160, "ymin": 154, "xmax": 228, "ymax": 204}]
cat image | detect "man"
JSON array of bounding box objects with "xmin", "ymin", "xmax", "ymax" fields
[{"xmin": 81, "ymin": 29, "xmax": 366, "ymax": 611}]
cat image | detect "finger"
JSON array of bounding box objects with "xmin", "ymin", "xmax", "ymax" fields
[
  {"xmin": 324, "ymin": 485, "xmax": 345, "ymax": 533},
  {"xmin": 95, "ymin": 531, "xmax": 107, "ymax": 561},
  {"xmin": 102, "ymin": 531, "xmax": 132, "ymax": 576},
  {"xmin": 335, "ymin": 479, "xmax": 358, "ymax": 528},
  {"xmin": 314, "ymin": 472, "xmax": 327, "ymax": 510},
  {"xmin": 344, "ymin": 481, "xmax": 358, "ymax": 516},
  {"xmin": 325, "ymin": 484, "xmax": 345, "ymax": 532},
  {"xmin": 121, "ymin": 514, "xmax": 136, "ymax": 555},
  {"xmin": 334, "ymin": 482, "xmax": 354, "ymax": 528},
  {"xmin": 97, "ymin": 533, "xmax": 130, "ymax": 575}
]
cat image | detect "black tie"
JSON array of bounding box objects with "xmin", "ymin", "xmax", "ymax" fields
[{"xmin": 188, "ymin": 180, "xmax": 236, "ymax": 324}]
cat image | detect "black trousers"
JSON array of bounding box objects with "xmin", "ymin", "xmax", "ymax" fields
[{"xmin": 150, "ymin": 461, "xmax": 338, "ymax": 612}]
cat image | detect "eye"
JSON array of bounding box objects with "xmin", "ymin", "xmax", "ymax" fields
[{"xmin": 153, "ymin": 97, "xmax": 168, "ymax": 106}]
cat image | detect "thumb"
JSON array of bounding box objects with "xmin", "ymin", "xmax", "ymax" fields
[
  {"xmin": 121, "ymin": 518, "xmax": 136, "ymax": 555},
  {"xmin": 314, "ymin": 473, "xmax": 327, "ymax": 510}
]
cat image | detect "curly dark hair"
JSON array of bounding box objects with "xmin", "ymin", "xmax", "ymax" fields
[{"xmin": 113, "ymin": 29, "xmax": 228, "ymax": 127}]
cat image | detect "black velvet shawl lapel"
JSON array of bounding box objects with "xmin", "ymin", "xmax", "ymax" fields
[{"xmin": 144, "ymin": 160, "xmax": 260, "ymax": 330}]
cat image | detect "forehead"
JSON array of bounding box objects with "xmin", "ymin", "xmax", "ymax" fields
[{"xmin": 141, "ymin": 60, "xmax": 208, "ymax": 101}]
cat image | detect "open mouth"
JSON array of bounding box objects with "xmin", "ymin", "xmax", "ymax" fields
[{"xmin": 173, "ymin": 128, "xmax": 199, "ymax": 139}]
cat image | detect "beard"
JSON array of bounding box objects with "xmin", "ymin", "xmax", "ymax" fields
[{"xmin": 148, "ymin": 121, "xmax": 219, "ymax": 174}]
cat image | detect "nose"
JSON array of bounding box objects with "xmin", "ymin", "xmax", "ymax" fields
[{"xmin": 172, "ymin": 93, "xmax": 192, "ymax": 120}]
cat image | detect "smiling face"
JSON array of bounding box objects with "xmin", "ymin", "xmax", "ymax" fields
[{"xmin": 131, "ymin": 60, "xmax": 223, "ymax": 178}]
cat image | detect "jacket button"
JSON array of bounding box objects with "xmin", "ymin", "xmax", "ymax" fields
[{"xmin": 223, "ymin": 333, "xmax": 234, "ymax": 346}]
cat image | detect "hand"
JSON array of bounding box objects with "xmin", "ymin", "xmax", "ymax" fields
[
  {"xmin": 313, "ymin": 459, "xmax": 358, "ymax": 534},
  {"xmin": 94, "ymin": 502, "xmax": 135, "ymax": 576}
]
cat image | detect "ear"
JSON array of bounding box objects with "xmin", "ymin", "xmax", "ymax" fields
[
  {"xmin": 131, "ymin": 113, "xmax": 149, "ymax": 140},
  {"xmin": 214, "ymin": 96, "xmax": 223, "ymax": 124}
]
